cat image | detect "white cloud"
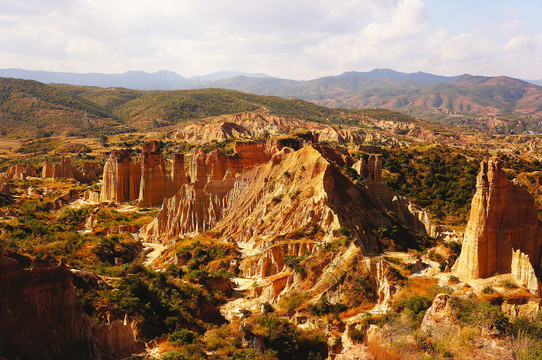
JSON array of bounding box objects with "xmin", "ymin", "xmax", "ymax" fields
[
  {"xmin": 439, "ymin": 33, "xmax": 498, "ymax": 61},
  {"xmin": 503, "ymin": 36, "xmax": 532, "ymax": 53},
  {"xmin": 0, "ymin": 0, "xmax": 540, "ymax": 79}
]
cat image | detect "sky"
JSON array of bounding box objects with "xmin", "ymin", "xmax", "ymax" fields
[{"xmin": 0, "ymin": 0, "xmax": 541, "ymax": 80}]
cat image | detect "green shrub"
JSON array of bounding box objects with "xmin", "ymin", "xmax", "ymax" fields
[
  {"xmin": 283, "ymin": 254, "xmax": 307, "ymax": 278},
  {"xmin": 250, "ymin": 314, "xmax": 328, "ymax": 360},
  {"xmin": 338, "ymin": 226, "xmax": 351, "ymax": 237},
  {"xmin": 308, "ymin": 298, "xmax": 347, "ymax": 316},
  {"xmin": 168, "ymin": 329, "xmax": 198, "ymax": 346},
  {"xmin": 448, "ymin": 275, "xmax": 460, "ymax": 284},
  {"xmin": 405, "ymin": 296, "xmax": 432, "ymax": 315},
  {"xmin": 262, "ymin": 302, "xmax": 274, "ymax": 314},
  {"xmin": 482, "ymin": 286, "xmax": 495, "ymax": 294},
  {"xmin": 449, "ymin": 296, "xmax": 508, "ymax": 333}
]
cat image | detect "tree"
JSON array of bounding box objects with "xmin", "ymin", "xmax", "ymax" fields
[{"xmin": 98, "ymin": 134, "xmax": 108, "ymax": 147}]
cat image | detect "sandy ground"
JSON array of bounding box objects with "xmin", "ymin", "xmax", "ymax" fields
[{"xmin": 142, "ymin": 242, "xmax": 166, "ymax": 267}]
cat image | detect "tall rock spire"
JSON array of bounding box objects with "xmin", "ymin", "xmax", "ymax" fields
[{"xmin": 453, "ymin": 159, "xmax": 542, "ymax": 280}]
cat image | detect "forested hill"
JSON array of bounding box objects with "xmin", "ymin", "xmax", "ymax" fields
[{"xmin": 0, "ymin": 78, "xmax": 422, "ymax": 138}]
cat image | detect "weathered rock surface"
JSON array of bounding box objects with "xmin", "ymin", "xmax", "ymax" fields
[
  {"xmin": 170, "ymin": 112, "xmax": 314, "ymax": 144},
  {"xmin": 100, "ymin": 150, "xmax": 141, "ymax": 203},
  {"xmin": 241, "ymin": 242, "xmax": 317, "ymax": 278},
  {"xmin": 0, "ymin": 163, "xmax": 36, "ymax": 181},
  {"xmin": 453, "ymin": 159, "xmax": 542, "ymax": 280},
  {"xmin": 501, "ymin": 298, "xmax": 541, "ymax": 319},
  {"xmin": 421, "ymin": 293, "xmax": 459, "ymax": 335},
  {"xmin": 83, "ymin": 190, "xmax": 100, "ymax": 203},
  {"xmin": 101, "ymin": 141, "xmax": 186, "ymax": 207},
  {"xmin": 42, "ymin": 159, "xmax": 103, "ymax": 183},
  {"xmin": 138, "ymin": 141, "xmax": 171, "ymax": 207},
  {"xmin": 511, "ymin": 249, "xmax": 541, "ymax": 296},
  {"xmin": 353, "ymin": 154, "xmax": 382, "ymax": 183},
  {"xmin": 0, "ymin": 252, "xmax": 144, "ymax": 360},
  {"xmin": 316, "ymin": 127, "xmax": 366, "ymax": 144},
  {"xmin": 45, "ymin": 189, "xmax": 80, "ymax": 210},
  {"xmin": 142, "ymin": 145, "xmax": 427, "ymax": 255}
]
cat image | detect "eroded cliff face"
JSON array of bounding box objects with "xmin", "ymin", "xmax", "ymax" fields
[
  {"xmin": 511, "ymin": 249, "xmax": 541, "ymax": 296},
  {"xmin": 142, "ymin": 144, "xmax": 421, "ymax": 254},
  {"xmin": 0, "ymin": 163, "xmax": 36, "ymax": 181},
  {"xmin": 453, "ymin": 159, "xmax": 542, "ymax": 281},
  {"xmin": 42, "ymin": 159, "xmax": 103, "ymax": 183},
  {"xmin": 316, "ymin": 127, "xmax": 367, "ymax": 144},
  {"xmin": 241, "ymin": 242, "xmax": 317, "ymax": 278},
  {"xmin": 101, "ymin": 141, "xmax": 186, "ymax": 207},
  {"xmin": 353, "ymin": 154, "xmax": 382, "ymax": 183},
  {"xmin": 138, "ymin": 141, "xmax": 171, "ymax": 207},
  {"xmin": 170, "ymin": 112, "xmax": 314, "ymax": 144},
  {"xmin": 100, "ymin": 150, "xmax": 141, "ymax": 203},
  {"xmin": 0, "ymin": 253, "xmax": 143, "ymax": 360},
  {"xmin": 140, "ymin": 142, "xmax": 278, "ymax": 242}
]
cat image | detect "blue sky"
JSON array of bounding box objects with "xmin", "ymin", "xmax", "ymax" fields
[{"xmin": 0, "ymin": 0, "xmax": 540, "ymax": 80}]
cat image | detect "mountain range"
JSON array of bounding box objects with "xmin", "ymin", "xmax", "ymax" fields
[{"xmin": 2, "ymin": 68, "xmax": 542, "ymax": 137}]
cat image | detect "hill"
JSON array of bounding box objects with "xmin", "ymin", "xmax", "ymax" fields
[
  {"xmin": 2, "ymin": 78, "xmax": 430, "ymax": 138},
  {"xmin": 0, "ymin": 78, "xmax": 128, "ymax": 138},
  {"xmin": 4, "ymin": 68, "xmax": 542, "ymax": 131}
]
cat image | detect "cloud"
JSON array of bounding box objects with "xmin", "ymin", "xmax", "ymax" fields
[{"xmin": 0, "ymin": 0, "xmax": 540, "ymax": 79}]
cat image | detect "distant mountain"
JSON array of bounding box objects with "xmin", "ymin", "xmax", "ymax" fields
[
  {"xmin": 2, "ymin": 67, "xmax": 542, "ymax": 127},
  {"xmin": 0, "ymin": 68, "xmax": 270, "ymax": 90},
  {"xmin": 338, "ymin": 68, "xmax": 458, "ymax": 84},
  {"xmin": 210, "ymin": 72, "xmax": 542, "ymax": 122},
  {"xmin": 0, "ymin": 69, "xmax": 194, "ymax": 90},
  {"xmin": 527, "ymin": 79, "xmax": 542, "ymax": 87},
  {"xmin": 0, "ymin": 78, "xmax": 372, "ymax": 138},
  {"xmin": 192, "ymin": 71, "xmax": 269, "ymax": 82}
]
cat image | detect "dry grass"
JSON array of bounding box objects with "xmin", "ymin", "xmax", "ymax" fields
[{"xmin": 393, "ymin": 277, "xmax": 439, "ymax": 304}]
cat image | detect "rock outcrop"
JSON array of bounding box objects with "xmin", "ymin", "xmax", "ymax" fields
[
  {"xmin": 142, "ymin": 145, "xmax": 426, "ymax": 253},
  {"xmin": 139, "ymin": 141, "xmax": 174, "ymax": 207},
  {"xmin": 421, "ymin": 293, "xmax": 459, "ymax": 335},
  {"xmin": 100, "ymin": 141, "xmax": 186, "ymax": 207},
  {"xmin": 511, "ymin": 249, "xmax": 541, "ymax": 296},
  {"xmin": 353, "ymin": 154, "xmax": 382, "ymax": 183},
  {"xmin": 42, "ymin": 159, "xmax": 103, "ymax": 183},
  {"xmin": 100, "ymin": 150, "xmax": 141, "ymax": 203},
  {"xmin": 241, "ymin": 242, "xmax": 317, "ymax": 278},
  {"xmin": 501, "ymin": 298, "xmax": 541, "ymax": 319},
  {"xmin": 0, "ymin": 163, "xmax": 36, "ymax": 181},
  {"xmin": 83, "ymin": 190, "xmax": 100, "ymax": 203},
  {"xmin": 316, "ymin": 127, "xmax": 366, "ymax": 144},
  {"xmin": 453, "ymin": 159, "xmax": 542, "ymax": 281},
  {"xmin": 0, "ymin": 252, "xmax": 143, "ymax": 359},
  {"xmin": 170, "ymin": 112, "xmax": 314, "ymax": 144}
]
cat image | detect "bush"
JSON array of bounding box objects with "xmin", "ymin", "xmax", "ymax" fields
[
  {"xmin": 448, "ymin": 275, "xmax": 460, "ymax": 284},
  {"xmin": 283, "ymin": 254, "xmax": 307, "ymax": 278},
  {"xmin": 405, "ymin": 296, "xmax": 432, "ymax": 315},
  {"xmin": 168, "ymin": 329, "xmax": 198, "ymax": 346},
  {"xmin": 308, "ymin": 298, "xmax": 347, "ymax": 316},
  {"xmin": 250, "ymin": 314, "xmax": 328, "ymax": 360},
  {"xmin": 349, "ymin": 326, "xmax": 365, "ymax": 343},
  {"xmin": 262, "ymin": 302, "xmax": 274, "ymax": 314},
  {"xmin": 338, "ymin": 226, "xmax": 351, "ymax": 237},
  {"xmin": 279, "ymin": 292, "xmax": 308, "ymax": 314},
  {"xmin": 449, "ymin": 296, "xmax": 508, "ymax": 333},
  {"xmin": 482, "ymin": 286, "xmax": 495, "ymax": 294}
]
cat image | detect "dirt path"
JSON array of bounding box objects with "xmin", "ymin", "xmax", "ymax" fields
[{"xmin": 142, "ymin": 242, "xmax": 166, "ymax": 267}]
